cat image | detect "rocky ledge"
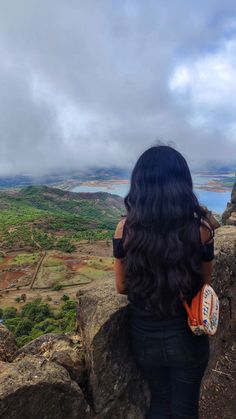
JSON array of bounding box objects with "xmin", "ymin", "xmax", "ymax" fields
[
  {"xmin": 0, "ymin": 226, "xmax": 235, "ymax": 418},
  {"xmin": 222, "ymin": 176, "xmax": 236, "ymax": 225}
]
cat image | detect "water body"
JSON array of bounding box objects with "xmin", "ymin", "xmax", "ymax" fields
[
  {"xmin": 194, "ymin": 189, "xmax": 230, "ymax": 214},
  {"xmin": 72, "ymin": 177, "xmax": 231, "ymax": 214}
]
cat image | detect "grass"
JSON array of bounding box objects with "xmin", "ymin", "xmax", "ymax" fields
[
  {"xmin": 32, "ymin": 252, "xmax": 114, "ymax": 288},
  {"xmin": 78, "ymin": 265, "xmax": 110, "ymax": 280},
  {"xmin": 11, "ymin": 252, "xmax": 40, "ymax": 266}
]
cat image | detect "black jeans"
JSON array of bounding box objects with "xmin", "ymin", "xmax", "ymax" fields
[{"xmin": 129, "ymin": 324, "xmax": 210, "ymax": 419}]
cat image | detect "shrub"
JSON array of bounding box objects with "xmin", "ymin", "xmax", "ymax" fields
[
  {"xmin": 21, "ymin": 299, "xmax": 52, "ymax": 322},
  {"xmin": 52, "ymin": 284, "xmax": 62, "ymax": 291},
  {"xmin": 61, "ymin": 294, "xmax": 69, "ymax": 302},
  {"xmin": 15, "ymin": 297, "xmax": 21, "ymax": 303},
  {"xmin": 15, "ymin": 319, "xmax": 34, "ymax": 337},
  {"xmin": 56, "ymin": 238, "xmax": 76, "ymax": 253},
  {"xmin": 3, "ymin": 307, "xmax": 18, "ymax": 319},
  {"xmin": 16, "ymin": 335, "xmax": 32, "ymax": 347},
  {"xmin": 4, "ymin": 317, "xmax": 22, "ymax": 334}
]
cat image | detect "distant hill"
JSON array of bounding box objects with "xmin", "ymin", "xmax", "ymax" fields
[
  {"xmin": 0, "ymin": 167, "xmax": 131, "ymax": 189},
  {"xmin": 0, "ymin": 185, "xmax": 125, "ymax": 251}
]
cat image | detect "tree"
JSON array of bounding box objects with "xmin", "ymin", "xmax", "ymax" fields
[
  {"xmin": 15, "ymin": 297, "xmax": 21, "ymax": 303},
  {"xmin": 21, "ymin": 299, "xmax": 52, "ymax": 322},
  {"xmin": 52, "ymin": 284, "xmax": 62, "ymax": 291},
  {"xmin": 61, "ymin": 294, "xmax": 69, "ymax": 302},
  {"xmin": 3, "ymin": 307, "xmax": 18, "ymax": 319},
  {"xmin": 15, "ymin": 319, "xmax": 33, "ymax": 337},
  {"xmin": 2, "ymin": 297, "xmax": 77, "ymax": 348},
  {"xmin": 4, "ymin": 317, "xmax": 21, "ymax": 334},
  {"xmin": 56, "ymin": 237, "xmax": 76, "ymax": 253}
]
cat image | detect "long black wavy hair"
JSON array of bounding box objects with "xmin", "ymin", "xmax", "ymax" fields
[{"xmin": 123, "ymin": 145, "xmax": 214, "ymax": 317}]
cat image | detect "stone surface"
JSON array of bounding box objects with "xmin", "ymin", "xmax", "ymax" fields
[
  {"xmin": 16, "ymin": 332, "xmax": 86, "ymax": 386},
  {"xmin": 76, "ymin": 282, "xmax": 150, "ymax": 418},
  {"xmin": 0, "ymin": 324, "xmax": 17, "ymax": 362},
  {"xmin": 0, "ymin": 354, "xmax": 91, "ymax": 419},
  {"xmin": 204, "ymin": 226, "xmax": 236, "ymax": 378},
  {"xmin": 15, "ymin": 332, "xmax": 72, "ymax": 356},
  {"xmin": 222, "ymin": 177, "xmax": 236, "ymax": 225}
]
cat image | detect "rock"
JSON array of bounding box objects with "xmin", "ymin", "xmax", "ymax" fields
[
  {"xmin": 16, "ymin": 333, "xmax": 86, "ymax": 387},
  {"xmin": 0, "ymin": 354, "xmax": 91, "ymax": 419},
  {"xmin": 0, "ymin": 325, "xmax": 17, "ymax": 362},
  {"xmin": 49, "ymin": 348, "xmax": 86, "ymax": 387},
  {"xmin": 204, "ymin": 226, "xmax": 236, "ymax": 379},
  {"xmin": 226, "ymin": 211, "xmax": 236, "ymax": 226},
  {"xmin": 15, "ymin": 332, "xmax": 72, "ymax": 356},
  {"xmin": 222, "ymin": 176, "xmax": 236, "ymax": 225},
  {"xmin": 77, "ymin": 280, "xmax": 150, "ymax": 418}
]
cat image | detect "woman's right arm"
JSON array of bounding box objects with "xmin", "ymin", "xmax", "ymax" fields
[
  {"xmin": 113, "ymin": 218, "xmax": 127, "ymax": 294},
  {"xmin": 200, "ymin": 221, "xmax": 214, "ymax": 284},
  {"xmin": 201, "ymin": 260, "xmax": 213, "ymax": 284}
]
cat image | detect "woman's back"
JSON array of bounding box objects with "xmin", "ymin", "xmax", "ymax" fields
[{"xmin": 112, "ymin": 144, "xmax": 215, "ymax": 418}]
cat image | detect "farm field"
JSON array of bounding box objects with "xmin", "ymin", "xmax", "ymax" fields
[
  {"xmin": 0, "ymin": 251, "xmax": 41, "ymax": 290},
  {"xmin": 0, "ymin": 240, "xmax": 114, "ymax": 310},
  {"xmin": 34, "ymin": 252, "xmax": 114, "ymax": 288}
]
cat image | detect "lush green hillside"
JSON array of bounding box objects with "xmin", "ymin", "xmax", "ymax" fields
[{"xmin": 0, "ymin": 185, "xmax": 125, "ymax": 251}]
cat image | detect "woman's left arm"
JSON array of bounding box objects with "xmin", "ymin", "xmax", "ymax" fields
[{"xmin": 113, "ymin": 219, "xmax": 128, "ymax": 295}]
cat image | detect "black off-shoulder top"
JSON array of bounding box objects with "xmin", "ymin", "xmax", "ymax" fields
[{"xmin": 113, "ymin": 221, "xmax": 214, "ymax": 261}]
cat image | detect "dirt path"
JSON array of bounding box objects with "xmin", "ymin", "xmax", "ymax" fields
[{"xmin": 29, "ymin": 250, "xmax": 46, "ymax": 289}]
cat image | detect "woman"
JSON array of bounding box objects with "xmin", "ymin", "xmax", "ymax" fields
[{"xmin": 112, "ymin": 145, "xmax": 215, "ymax": 419}]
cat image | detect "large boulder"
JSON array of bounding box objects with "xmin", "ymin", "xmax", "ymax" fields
[
  {"xmin": 222, "ymin": 176, "xmax": 236, "ymax": 225},
  {"xmin": 77, "ymin": 225, "xmax": 236, "ymax": 418},
  {"xmin": 76, "ymin": 282, "xmax": 150, "ymax": 418},
  {"xmin": 0, "ymin": 324, "xmax": 17, "ymax": 362},
  {"xmin": 0, "ymin": 354, "xmax": 91, "ymax": 419},
  {"xmin": 204, "ymin": 226, "xmax": 236, "ymax": 374},
  {"xmin": 15, "ymin": 332, "xmax": 86, "ymax": 386}
]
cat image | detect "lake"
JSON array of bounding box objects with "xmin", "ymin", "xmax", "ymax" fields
[{"xmin": 72, "ymin": 175, "xmax": 232, "ymax": 214}]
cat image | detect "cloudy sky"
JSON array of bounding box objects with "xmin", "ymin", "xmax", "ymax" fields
[{"xmin": 0, "ymin": 0, "xmax": 236, "ymax": 177}]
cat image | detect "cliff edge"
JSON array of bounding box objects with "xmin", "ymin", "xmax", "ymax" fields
[
  {"xmin": 0, "ymin": 226, "xmax": 235, "ymax": 418},
  {"xmin": 222, "ymin": 175, "xmax": 236, "ymax": 225}
]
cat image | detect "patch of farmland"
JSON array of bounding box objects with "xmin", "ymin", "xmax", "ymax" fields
[
  {"xmin": 33, "ymin": 251, "xmax": 114, "ymax": 289},
  {"xmin": 0, "ymin": 251, "xmax": 40, "ymax": 290}
]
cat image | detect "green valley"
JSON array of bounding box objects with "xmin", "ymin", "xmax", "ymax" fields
[{"xmin": 0, "ymin": 185, "xmax": 125, "ymax": 346}]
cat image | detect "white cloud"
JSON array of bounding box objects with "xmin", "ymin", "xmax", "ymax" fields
[
  {"xmin": 169, "ymin": 36, "xmax": 236, "ymax": 134},
  {"xmin": 0, "ymin": 2, "xmax": 236, "ymax": 175}
]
